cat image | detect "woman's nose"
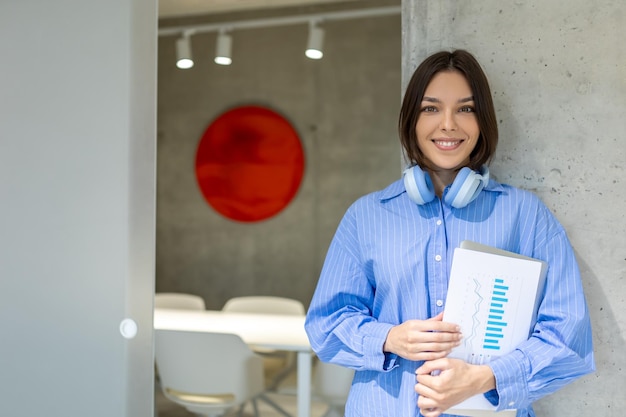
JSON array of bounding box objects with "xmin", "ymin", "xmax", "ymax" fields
[{"xmin": 440, "ymin": 110, "xmax": 457, "ymax": 131}]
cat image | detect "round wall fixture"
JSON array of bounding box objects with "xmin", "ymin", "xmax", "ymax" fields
[{"xmin": 195, "ymin": 105, "xmax": 305, "ymax": 222}]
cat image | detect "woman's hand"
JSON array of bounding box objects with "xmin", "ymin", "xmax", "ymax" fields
[
  {"xmin": 383, "ymin": 313, "xmax": 462, "ymax": 361},
  {"xmin": 414, "ymin": 358, "xmax": 496, "ymax": 417}
]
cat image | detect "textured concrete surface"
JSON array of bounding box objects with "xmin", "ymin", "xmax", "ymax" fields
[
  {"xmin": 402, "ymin": 0, "xmax": 625, "ymax": 415},
  {"xmin": 156, "ymin": 0, "xmax": 402, "ymax": 308}
]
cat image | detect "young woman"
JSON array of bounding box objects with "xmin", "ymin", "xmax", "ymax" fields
[{"xmin": 304, "ymin": 49, "xmax": 595, "ymax": 417}]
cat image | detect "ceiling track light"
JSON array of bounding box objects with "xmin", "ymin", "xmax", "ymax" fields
[
  {"xmin": 175, "ymin": 31, "xmax": 194, "ymax": 69},
  {"xmin": 305, "ymin": 21, "xmax": 324, "ymax": 60},
  {"xmin": 160, "ymin": 6, "xmax": 401, "ymax": 68},
  {"xmin": 214, "ymin": 30, "xmax": 232, "ymax": 66}
]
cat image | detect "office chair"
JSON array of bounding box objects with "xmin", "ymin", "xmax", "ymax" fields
[
  {"xmin": 153, "ymin": 294, "xmax": 206, "ymax": 417},
  {"xmin": 222, "ymin": 296, "xmax": 306, "ymax": 417},
  {"xmin": 155, "ymin": 329, "xmax": 265, "ymax": 417},
  {"xmin": 154, "ymin": 292, "xmax": 206, "ymax": 310}
]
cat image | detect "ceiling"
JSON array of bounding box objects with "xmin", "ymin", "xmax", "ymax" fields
[{"xmin": 158, "ymin": 0, "xmax": 361, "ymax": 19}]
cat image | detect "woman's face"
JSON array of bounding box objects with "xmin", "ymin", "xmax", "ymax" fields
[{"xmin": 415, "ymin": 70, "xmax": 480, "ymax": 173}]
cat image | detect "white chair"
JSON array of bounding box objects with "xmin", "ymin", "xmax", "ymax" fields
[
  {"xmin": 222, "ymin": 296, "xmax": 305, "ymax": 317},
  {"xmin": 154, "ymin": 292, "xmax": 206, "ymax": 310},
  {"xmin": 222, "ymin": 296, "xmax": 306, "ymax": 417},
  {"xmin": 222, "ymin": 296, "xmax": 305, "ymax": 378},
  {"xmin": 313, "ymin": 361, "xmax": 354, "ymax": 417},
  {"xmin": 152, "ymin": 293, "xmax": 206, "ymax": 417},
  {"xmin": 154, "ymin": 329, "xmax": 265, "ymax": 417}
]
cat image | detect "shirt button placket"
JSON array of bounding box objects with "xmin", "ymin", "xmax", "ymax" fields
[{"xmin": 431, "ymin": 212, "xmax": 446, "ymax": 315}]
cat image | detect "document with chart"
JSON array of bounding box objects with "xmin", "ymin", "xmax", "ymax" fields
[{"xmin": 442, "ymin": 241, "xmax": 548, "ymax": 415}]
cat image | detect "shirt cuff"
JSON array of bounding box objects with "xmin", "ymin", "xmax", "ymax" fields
[
  {"xmin": 484, "ymin": 389, "xmax": 499, "ymax": 406},
  {"xmin": 362, "ymin": 322, "xmax": 397, "ymax": 371},
  {"xmin": 488, "ymin": 349, "xmax": 530, "ymax": 410}
]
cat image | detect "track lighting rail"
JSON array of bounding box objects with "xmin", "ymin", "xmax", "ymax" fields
[{"xmin": 158, "ymin": 5, "xmax": 400, "ymax": 37}]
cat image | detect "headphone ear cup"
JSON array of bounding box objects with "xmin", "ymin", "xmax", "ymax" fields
[
  {"xmin": 403, "ymin": 166, "xmax": 435, "ymax": 205},
  {"xmin": 445, "ymin": 166, "xmax": 490, "ymax": 208}
]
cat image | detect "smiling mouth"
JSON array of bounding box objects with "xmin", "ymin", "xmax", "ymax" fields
[{"xmin": 432, "ymin": 139, "xmax": 463, "ymax": 149}]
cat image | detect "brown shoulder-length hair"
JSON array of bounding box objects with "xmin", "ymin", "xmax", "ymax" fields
[{"xmin": 398, "ymin": 49, "xmax": 498, "ymax": 171}]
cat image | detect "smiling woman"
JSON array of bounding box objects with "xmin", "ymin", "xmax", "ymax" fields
[{"xmin": 304, "ymin": 49, "xmax": 594, "ymax": 417}]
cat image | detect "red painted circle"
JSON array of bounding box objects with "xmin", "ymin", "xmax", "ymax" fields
[{"xmin": 195, "ymin": 105, "xmax": 305, "ymax": 222}]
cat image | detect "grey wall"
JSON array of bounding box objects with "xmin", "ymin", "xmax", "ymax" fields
[
  {"xmin": 156, "ymin": 1, "xmax": 402, "ymax": 309},
  {"xmin": 402, "ymin": 0, "xmax": 625, "ymax": 415}
]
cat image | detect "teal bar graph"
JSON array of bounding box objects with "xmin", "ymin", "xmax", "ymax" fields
[{"xmin": 483, "ymin": 278, "xmax": 509, "ymax": 351}]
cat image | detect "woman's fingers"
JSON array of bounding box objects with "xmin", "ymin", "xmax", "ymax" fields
[
  {"xmin": 409, "ymin": 349, "xmax": 450, "ymax": 362},
  {"xmin": 416, "ymin": 384, "xmax": 443, "ymax": 417},
  {"xmin": 384, "ymin": 318, "xmax": 462, "ymax": 361}
]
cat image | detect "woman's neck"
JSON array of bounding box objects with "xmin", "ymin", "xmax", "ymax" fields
[{"xmin": 428, "ymin": 168, "xmax": 460, "ymax": 197}]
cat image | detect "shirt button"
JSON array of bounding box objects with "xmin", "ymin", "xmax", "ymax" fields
[
  {"xmin": 508, "ymin": 402, "xmax": 515, "ymax": 407},
  {"xmin": 436, "ymin": 299, "xmax": 444, "ymax": 307},
  {"xmin": 435, "ymin": 254, "xmax": 442, "ymax": 261},
  {"xmin": 436, "ymin": 220, "xmax": 442, "ymax": 226}
]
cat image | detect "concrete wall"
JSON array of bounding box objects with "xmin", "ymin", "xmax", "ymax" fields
[
  {"xmin": 402, "ymin": 0, "xmax": 625, "ymax": 415},
  {"xmin": 156, "ymin": 1, "xmax": 402, "ymax": 309}
]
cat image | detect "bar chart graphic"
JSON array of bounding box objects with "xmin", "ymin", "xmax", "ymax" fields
[
  {"xmin": 483, "ymin": 278, "xmax": 509, "ymax": 351},
  {"xmin": 444, "ymin": 245, "xmax": 547, "ymax": 366},
  {"xmin": 442, "ymin": 243, "xmax": 548, "ymax": 412},
  {"xmin": 455, "ymin": 274, "xmax": 517, "ymax": 364}
]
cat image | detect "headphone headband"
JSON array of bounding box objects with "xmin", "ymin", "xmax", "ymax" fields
[{"xmin": 403, "ymin": 165, "xmax": 489, "ymax": 208}]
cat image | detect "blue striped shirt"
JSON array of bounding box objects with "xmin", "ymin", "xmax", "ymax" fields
[{"xmin": 304, "ymin": 176, "xmax": 595, "ymax": 417}]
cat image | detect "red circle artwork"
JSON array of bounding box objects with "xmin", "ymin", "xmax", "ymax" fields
[{"xmin": 195, "ymin": 105, "xmax": 305, "ymax": 222}]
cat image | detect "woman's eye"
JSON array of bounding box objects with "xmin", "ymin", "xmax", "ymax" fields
[
  {"xmin": 421, "ymin": 106, "xmax": 437, "ymax": 112},
  {"xmin": 459, "ymin": 106, "xmax": 475, "ymax": 113}
]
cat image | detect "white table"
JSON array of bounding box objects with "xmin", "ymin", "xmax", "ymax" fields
[{"xmin": 154, "ymin": 308, "xmax": 313, "ymax": 417}]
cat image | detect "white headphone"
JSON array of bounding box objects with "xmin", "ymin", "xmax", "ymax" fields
[{"xmin": 403, "ymin": 165, "xmax": 489, "ymax": 208}]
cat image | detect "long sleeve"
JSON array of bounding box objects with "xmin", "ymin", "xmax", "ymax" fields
[{"xmin": 304, "ymin": 205, "xmax": 397, "ymax": 371}]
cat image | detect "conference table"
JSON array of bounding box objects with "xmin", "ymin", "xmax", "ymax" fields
[{"xmin": 154, "ymin": 308, "xmax": 313, "ymax": 417}]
